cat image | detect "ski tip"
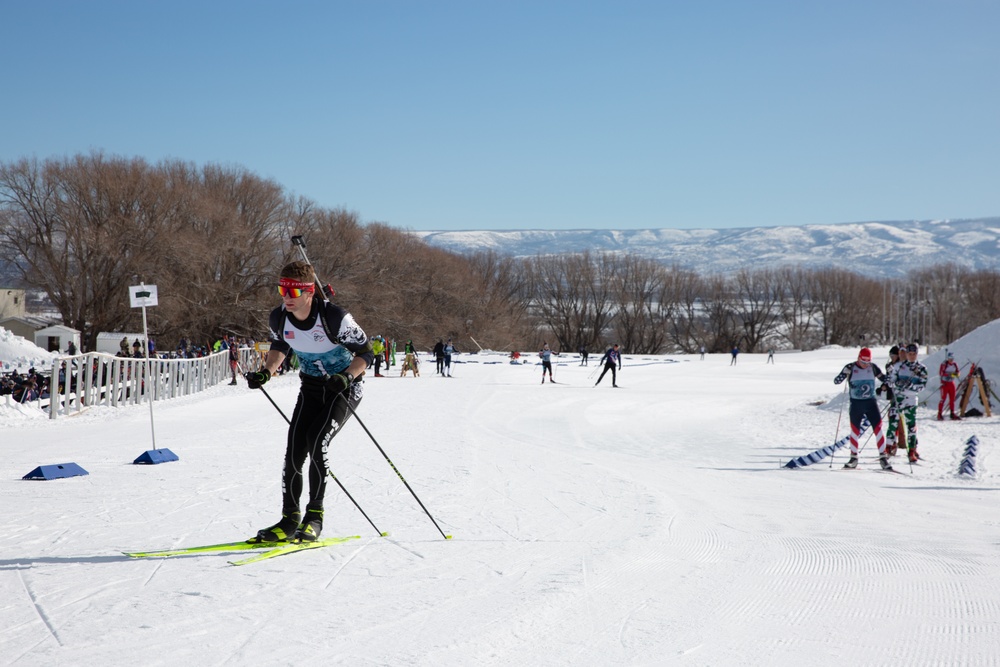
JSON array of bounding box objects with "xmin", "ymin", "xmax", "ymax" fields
[
  {"xmin": 445, "ymin": 534, "xmax": 453, "ymax": 540},
  {"xmin": 379, "ymin": 531, "xmax": 390, "ymax": 537}
]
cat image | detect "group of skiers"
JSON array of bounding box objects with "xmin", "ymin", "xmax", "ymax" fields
[
  {"xmin": 538, "ymin": 342, "xmax": 622, "ymax": 387},
  {"xmin": 835, "ymin": 343, "xmax": 966, "ymax": 471}
]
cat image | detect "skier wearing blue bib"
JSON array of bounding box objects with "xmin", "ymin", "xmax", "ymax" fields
[
  {"xmin": 244, "ymin": 261, "xmax": 374, "ymax": 542},
  {"xmin": 833, "ymin": 347, "xmax": 892, "ymax": 470}
]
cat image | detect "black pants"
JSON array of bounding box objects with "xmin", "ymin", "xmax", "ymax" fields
[
  {"xmin": 596, "ymin": 363, "xmax": 617, "ymax": 386},
  {"xmin": 282, "ymin": 375, "xmax": 360, "ymax": 514}
]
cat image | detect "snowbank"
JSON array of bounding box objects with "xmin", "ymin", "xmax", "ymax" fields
[
  {"xmin": 919, "ymin": 318, "xmax": 1000, "ymax": 404},
  {"xmin": 0, "ymin": 326, "xmax": 59, "ymax": 372}
]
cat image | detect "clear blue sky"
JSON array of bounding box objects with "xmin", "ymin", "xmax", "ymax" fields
[{"xmin": 3, "ymin": 1, "xmax": 999, "ymax": 231}]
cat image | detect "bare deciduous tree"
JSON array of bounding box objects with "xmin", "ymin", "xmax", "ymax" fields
[
  {"xmin": 731, "ymin": 268, "xmax": 783, "ymax": 353},
  {"xmin": 612, "ymin": 255, "xmax": 670, "ymax": 354},
  {"xmin": 5, "ymin": 153, "xmax": 1000, "ymax": 356},
  {"xmin": 777, "ymin": 266, "xmax": 821, "ymax": 350}
]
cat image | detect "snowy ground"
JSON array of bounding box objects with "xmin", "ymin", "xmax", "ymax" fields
[{"xmin": 2, "ymin": 333, "xmax": 999, "ymax": 666}]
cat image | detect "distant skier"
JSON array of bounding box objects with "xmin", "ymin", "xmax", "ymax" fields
[
  {"xmin": 595, "ymin": 344, "xmax": 621, "ymax": 388},
  {"xmin": 833, "ymin": 347, "xmax": 892, "ymax": 470},
  {"xmin": 540, "ymin": 343, "xmax": 555, "ymax": 383},
  {"xmin": 443, "ymin": 338, "xmax": 457, "ymax": 377}
]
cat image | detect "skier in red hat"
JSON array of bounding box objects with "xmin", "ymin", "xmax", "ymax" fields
[{"xmin": 834, "ymin": 347, "xmax": 893, "ymax": 470}]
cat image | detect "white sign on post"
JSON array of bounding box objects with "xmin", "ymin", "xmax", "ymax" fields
[
  {"xmin": 130, "ymin": 283, "xmax": 158, "ymax": 451},
  {"xmin": 129, "ymin": 284, "xmax": 159, "ymax": 308}
]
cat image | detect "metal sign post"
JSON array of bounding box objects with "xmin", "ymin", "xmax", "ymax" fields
[{"xmin": 128, "ymin": 284, "xmax": 177, "ymax": 464}]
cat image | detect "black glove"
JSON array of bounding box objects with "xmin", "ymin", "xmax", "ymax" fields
[
  {"xmin": 327, "ymin": 371, "xmax": 355, "ymax": 393},
  {"xmin": 244, "ymin": 368, "xmax": 270, "ymax": 389}
]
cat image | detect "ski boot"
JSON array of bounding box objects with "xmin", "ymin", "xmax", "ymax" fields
[
  {"xmin": 950, "ymin": 413, "xmax": 962, "ymax": 421},
  {"xmin": 294, "ymin": 508, "xmax": 324, "ymax": 542},
  {"xmin": 253, "ymin": 510, "xmax": 301, "ymax": 543},
  {"xmin": 936, "ymin": 413, "xmax": 944, "ymax": 421},
  {"xmin": 843, "ymin": 457, "xmax": 859, "ymax": 469},
  {"xmin": 908, "ymin": 449, "xmax": 920, "ymax": 463},
  {"xmin": 879, "ymin": 455, "xmax": 893, "ymax": 471}
]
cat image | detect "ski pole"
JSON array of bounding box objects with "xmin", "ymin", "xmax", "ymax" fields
[
  {"xmin": 256, "ymin": 377, "xmax": 291, "ymax": 423},
  {"xmin": 341, "ymin": 400, "xmax": 452, "ymax": 540},
  {"xmin": 238, "ymin": 362, "xmax": 386, "ymax": 537}
]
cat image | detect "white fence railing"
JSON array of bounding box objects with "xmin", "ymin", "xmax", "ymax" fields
[{"xmin": 46, "ymin": 348, "xmax": 260, "ymax": 419}]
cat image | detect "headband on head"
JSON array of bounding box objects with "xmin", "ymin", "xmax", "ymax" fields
[{"xmin": 278, "ymin": 277, "xmax": 316, "ymax": 292}]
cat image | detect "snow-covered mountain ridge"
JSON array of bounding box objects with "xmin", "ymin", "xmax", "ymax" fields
[{"xmin": 413, "ymin": 217, "xmax": 1000, "ymax": 278}]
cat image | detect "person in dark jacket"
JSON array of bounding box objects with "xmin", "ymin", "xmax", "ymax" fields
[
  {"xmin": 595, "ymin": 344, "xmax": 621, "ymax": 388},
  {"xmin": 433, "ymin": 339, "xmax": 445, "ymax": 375}
]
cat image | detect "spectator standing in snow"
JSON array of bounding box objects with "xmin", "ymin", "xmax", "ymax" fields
[
  {"xmin": 888, "ymin": 343, "xmax": 929, "ymax": 462},
  {"xmin": 372, "ymin": 336, "xmax": 385, "ymax": 377},
  {"xmin": 433, "ymin": 338, "xmax": 445, "ymax": 374},
  {"xmin": 730, "ymin": 346, "xmax": 739, "ymax": 365},
  {"xmin": 540, "ymin": 343, "xmax": 555, "ymax": 383},
  {"xmin": 578, "ymin": 345, "xmax": 588, "ymax": 366},
  {"xmin": 834, "ymin": 347, "xmax": 892, "ymax": 470},
  {"xmin": 401, "ymin": 340, "xmax": 419, "ymax": 377},
  {"xmin": 595, "ymin": 344, "xmax": 621, "ymax": 388},
  {"xmin": 700, "ymin": 346, "xmax": 706, "ymax": 361},
  {"xmin": 938, "ymin": 350, "xmax": 961, "ymax": 421},
  {"xmin": 227, "ymin": 335, "xmax": 239, "ymax": 385},
  {"xmin": 767, "ymin": 348, "xmax": 775, "ymax": 364}
]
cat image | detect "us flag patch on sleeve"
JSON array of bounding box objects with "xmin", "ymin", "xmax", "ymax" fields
[{"xmin": 284, "ymin": 330, "xmax": 295, "ymax": 340}]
